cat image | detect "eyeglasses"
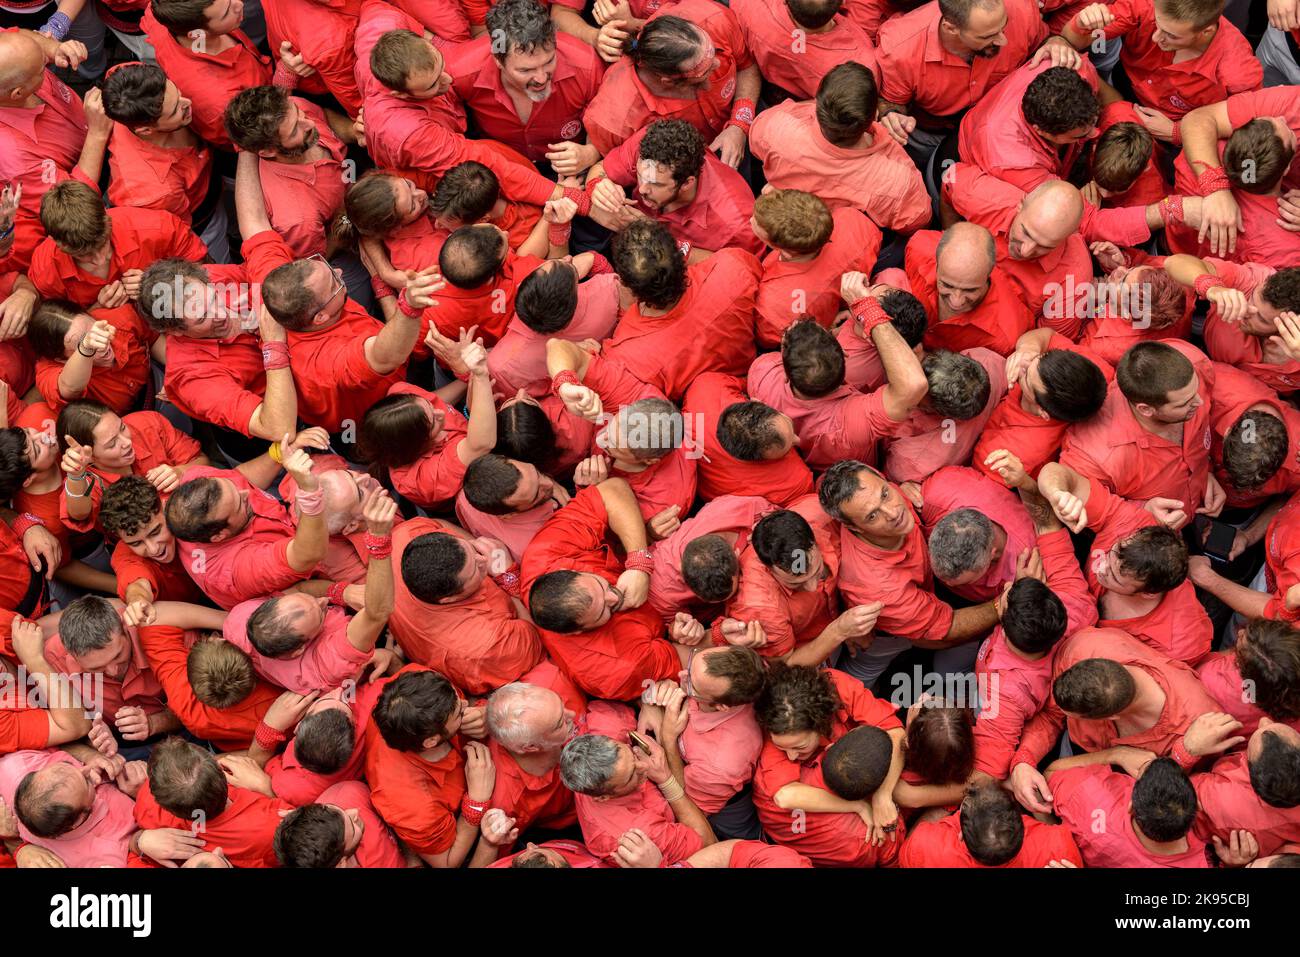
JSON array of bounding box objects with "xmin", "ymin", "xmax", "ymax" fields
[
  {"xmin": 682, "ymin": 647, "xmax": 700, "ymax": 700},
  {"xmin": 306, "ymin": 253, "xmax": 346, "ymax": 307}
]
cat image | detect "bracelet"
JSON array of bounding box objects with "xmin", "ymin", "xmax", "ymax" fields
[
  {"xmin": 327, "ymin": 581, "xmax": 349, "ymax": 606},
  {"xmin": 11, "ymin": 512, "xmax": 46, "ymax": 539},
  {"xmin": 710, "ymin": 617, "xmax": 728, "ymax": 647},
  {"xmin": 548, "ymin": 221, "xmax": 573, "ymax": 247},
  {"xmin": 550, "ymin": 368, "xmax": 581, "ymax": 395},
  {"xmin": 1157, "ymin": 194, "xmax": 1185, "ymax": 226},
  {"xmin": 850, "ymin": 296, "xmax": 892, "ymax": 338},
  {"xmin": 586, "ymin": 252, "xmax": 614, "ymax": 276},
  {"xmin": 725, "ymin": 98, "xmax": 756, "ymax": 134},
  {"xmin": 561, "ymin": 186, "xmax": 592, "ymax": 218},
  {"xmin": 0, "ymin": 222, "xmax": 14, "ymax": 241},
  {"xmin": 261, "ymin": 341, "xmax": 290, "ymax": 371},
  {"xmin": 370, "ymin": 275, "xmax": 395, "ymax": 301},
  {"xmin": 77, "ymin": 343, "xmax": 95, "ymax": 358},
  {"xmin": 363, "ymin": 531, "xmax": 392, "ymax": 560},
  {"xmin": 1195, "ymin": 167, "xmax": 1231, "ymax": 196},
  {"xmin": 1193, "ymin": 273, "xmax": 1225, "ymax": 298},
  {"xmin": 271, "ymin": 62, "xmax": 300, "ymax": 90},
  {"xmin": 624, "ymin": 547, "xmax": 654, "ymax": 574},
  {"xmin": 460, "ymin": 797, "xmax": 487, "ymax": 828},
  {"xmin": 63, "ymin": 476, "xmax": 93, "ymax": 498},
  {"xmin": 267, "ymin": 441, "xmax": 283, "ymax": 464},
  {"xmin": 396, "ymin": 289, "xmax": 423, "ymax": 318},
  {"xmin": 296, "ymin": 487, "xmax": 325, "ymax": 516},
  {"xmin": 656, "ymin": 776, "xmax": 685, "ymax": 802},
  {"xmin": 1170, "ymin": 119, "xmax": 1182, "ymax": 148},
  {"xmin": 40, "ymin": 11, "xmax": 70, "ymax": 40},
  {"xmin": 493, "ymin": 568, "xmax": 521, "ymax": 598},
  {"xmin": 254, "ymin": 720, "xmax": 288, "ymax": 752}
]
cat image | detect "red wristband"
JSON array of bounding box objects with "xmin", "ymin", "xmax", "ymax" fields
[
  {"xmin": 726, "ymin": 97, "xmax": 756, "ymax": 134},
  {"xmin": 624, "ymin": 547, "xmax": 654, "ymax": 574},
  {"xmin": 548, "ymin": 221, "xmax": 573, "ymax": 247},
  {"xmin": 850, "ymin": 296, "xmax": 892, "ymax": 337},
  {"xmin": 550, "ymin": 368, "xmax": 581, "ymax": 395},
  {"xmin": 396, "ymin": 289, "xmax": 423, "ymax": 317},
  {"xmin": 561, "ymin": 186, "xmax": 592, "ymax": 218},
  {"xmin": 586, "ymin": 252, "xmax": 614, "ymax": 276},
  {"xmin": 710, "ymin": 617, "xmax": 728, "ymax": 647},
  {"xmin": 1195, "ymin": 167, "xmax": 1231, "ymax": 196},
  {"xmin": 1193, "ymin": 273, "xmax": 1225, "ymax": 298},
  {"xmin": 261, "ymin": 341, "xmax": 290, "ymax": 371},
  {"xmin": 11, "ymin": 512, "xmax": 46, "ymax": 539},
  {"xmin": 493, "ymin": 567, "xmax": 521, "ymax": 598},
  {"xmin": 363, "ymin": 531, "xmax": 393, "ymax": 560},
  {"xmin": 254, "ymin": 720, "xmax": 288, "ymax": 752},
  {"xmin": 327, "ymin": 581, "xmax": 349, "ymax": 606},
  {"xmin": 460, "ymin": 797, "xmax": 487, "ymax": 827},
  {"xmin": 272, "ymin": 63, "xmax": 300, "ymax": 90},
  {"xmin": 370, "ymin": 274, "xmax": 396, "ymax": 301}
]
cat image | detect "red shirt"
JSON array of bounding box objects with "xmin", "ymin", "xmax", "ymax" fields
[
  {"xmin": 44, "ymin": 622, "xmax": 166, "ymax": 721},
  {"xmin": 1208, "ymin": 362, "xmax": 1300, "ymax": 508},
  {"xmin": 427, "ymin": 251, "xmax": 546, "ymax": 345},
  {"xmin": 582, "ymin": 0, "xmax": 751, "ymax": 155},
  {"xmin": 34, "ymin": 303, "xmax": 152, "ymax": 416},
  {"xmin": 443, "ymin": 32, "xmax": 604, "ymax": 162},
  {"xmin": 0, "ymin": 708, "xmax": 49, "ymax": 756},
  {"xmin": 389, "ymin": 518, "xmax": 544, "ymax": 694},
  {"xmin": 1060, "ymin": 339, "xmax": 1214, "ymax": 514},
  {"xmin": 755, "ymin": 208, "xmax": 882, "ymax": 349},
  {"xmin": 489, "ymin": 838, "xmax": 607, "ymax": 868},
  {"xmin": 1196, "ymin": 651, "xmax": 1300, "ymax": 740},
  {"xmin": 752, "ymin": 670, "xmax": 903, "ymax": 867},
  {"xmin": 363, "ymin": 664, "xmax": 468, "ymax": 856},
  {"xmin": 257, "ymin": 99, "xmax": 348, "ymax": 259},
  {"xmin": 267, "ymin": 679, "xmax": 384, "ymax": 806},
  {"xmin": 58, "ymin": 410, "xmax": 203, "ymax": 534},
  {"xmin": 746, "ymin": 351, "xmax": 905, "ymax": 470},
  {"xmin": 1093, "ymin": 0, "xmax": 1261, "ymax": 120},
  {"xmin": 519, "ymin": 488, "xmax": 679, "ymax": 700},
  {"xmin": 137, "ymin": 625, "xmax": 280, "ymax": 751},
  {"xmin": 973, "ymin": 334, "xmax": 1113, "ymax": 483},
  {"xmin": 602, "ymin": 125, "xmax": 763, "ymax": 255},
  {"xmin": 132, "ymin": 778, "xmax": 286, "ymax": 868},
  {"xmin": 837, "ymin": 500, "xmax": 954, "ymax": 644},
  {"xmin": 1263, "ymin": 488, "xmax": 1300, "ymax": 623},
  {"xmin": 647, "ymin": 494, "xmax": 775, "ymax": 620},
  {"xmin": 900, "ymin": 811, "xmax": 1082, "ymax": 867},
  {"xmin": 604, "ymin": 248, "xmax": 760, "ymax": 402},
  {"xmin": 1202, "ymin": 261, "xmax": 1300, "ymax": 395},
  {"xmin": 141, "ymin": 8, "xmax": 272, "ymax": 149},
  {"xmin": 111, "ymin": 541, "xmax": 206, "ymax": 606},
  {"xmin": 1010, "ymin": 626, "xmax": 1220, "ymax": 770},
  {"xmin": 959, "ymin": 58, "xmax": 1100, "ymax": 196},
  {"xmin": 263, "ymin": 0, "xmax": 363, "ymax": 117},
  {"xmin": 1096, "ymin": 100, "xmax": 1170, "ymax": 209},
  {"xmin": 1225, "ymin": 86, "xmax": 1300, "ymax": 194},
  {"xmin": 389, "ymin": 0, "xmax": 471, "ymax": 40},
  {"xmin": 877, "ymin": 0, "xmax": 1047, "ymax": 126},
  {"xmin": 242, "ymin": 230, "xmax": 404, "ymax": 432},
  {"xmin": 750, "ymin": 100, "xmax": 930, "ymax": 232},
  {"xmin": 385, "ymin": 384, "xmax": 471, "ymax": 510},
  {"xmin": 906, "ymin": 230, "xmax": 1035, "ymax": 356},
  {"xmin": 732, "ymin": 0, "xmax": 878, "ymax": 99},
  {"xmin": 1055, "ymin": 764, "xmax": 1209, "ymax": 867},
  {"xmin": 106, "ymin": 123, "xmax": 211, "ymax": 223},
  {"xmin": 0, "ymin": 69, "xmax": 86, "ymax": 226},
  {"xmin": 682, "ymin": 372, "xmax": 814, "ymax": 507},
  {"xmin": 317, "ymin": 780, "xmax": 406, "ymax": 867},
  {"xmin": 28, "ymin": 206, "xmax": 206, "ymax": 309},
  {"xmin": 1193, "ymin": 751, "xmax": 1300, "ymax": 856}
]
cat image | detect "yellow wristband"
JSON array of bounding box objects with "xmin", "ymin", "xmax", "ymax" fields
[{"xmin": 268, "ymin": 441, "xmax": 283, "ymax": 464}]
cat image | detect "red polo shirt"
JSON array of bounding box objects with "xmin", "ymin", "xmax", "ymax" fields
[
  {"xmin": 263, "ymin": 0, "xmax": 363, "ymax": 117},
  {"xmin": 389, "ymin": 0, "xmax": 471, "ymax": 40},
  {"xmin": 106, "ymin": 123, "xmax": 211, "ymax": 223},
  {"xmin": 443, "ymin": 32, "xmax": 604, "ymax": 162},
  {"xmin": 603, "ymin": 248, "xmax": 760, "ymax": 402},
  {"xmin": 900, "ymin": 811, "xmax": 1082, "ymax": 867},
  {"xmin": 519, "ymin": 487, "xmax": 679, "ymax": 701},
  {"xmin": 1193, "ymin": 751, "xmax": 1300, "ymax": 856},
  {"xmin": 906, "ymin": 229, "xmax": 1035, "ymax": 356},
  {"xmin": 1225, "ymin": 86, "xmax": 1300, "ymax": 194},
  {"xmin": 266, "ymin": 679, "xmax": 384, "ymax": 806},
  {"xmin": 111, "ymin": 541, "xmax": 207, "ymax": 606},
  {"xmin": 385, "ymin": 384, "xmax": 471, "ymax": 511},
  {"xmin": 0, "ymin": 708, "xmax": 49, "ymax": 756},
  {"xmin": 877, "ymin": 0, "xmax": 1047, "ymax": 126},
  {"xmin": 973, "ymin": 334, "xmax": 1113, "ymax": 483},
  {"xmin": 755, "ymin": 208, "xmax": 882, "ymax": 349},
  {"xmin": 242, "ymin": 229, "xmax": 404, "ymax": 432},
  {"xmin": 141, "ymin": 8, "xmax": 271, "ymax": 149},
  {"xmin": 1262, "ymin": 488, "xmax": 1300, "ymax": 623},
  {"xmin": 44, "ymin": 620, "xmax": 166, "ymax": 720},
  {"xmin": 732, "ymin": 0, "xmax": 878, "ymax": 99},
  {"xmin": 1060, "ymin": 338, "xmax": 1215, "ymax": 513},
  {"xmin": 28, "ymin": 206, "xmax": 207, "ymax": 309},
  {"xmin": 1202, "ymin": 261, "xmax": 1300, "ymax": 395},
  {"xmin": 583, "ymin": 0, "xmax": 751, "ymax": 155},
  {"xmin": 132, "ymin": 778, "xmax": 286, "ymax": 868},
  {"xmin": 602, "ymin": 125, "xmax": 762, "ymax": 255},
  {"xmin": 33, "ymin": 303, "xmax": 152, "ymax": 415},
  {"xmin": 428, "ymin": 251, "xmax": 546, "ymax": 345},
  {"xmin": 258, "ymin": 99, "xmax": 348, "ymax": 259},
  {"xmin": 1088, "ymin": 0, "xmax": 1261, "ymax": 120},
  {"xmin": 682, "ymin": 372, "xmax": 814, "ymax": 507},
  {"xmin": 1208, "ymin": 362, "xmax": 1300, "ymax": 508},
  {"xmin": 0, "ymin": 69, "xmax": 87, "ymax": 227},
  {"xmin": 1096, "ymin": 100, "xmax": 1170, "ymax": 209}
]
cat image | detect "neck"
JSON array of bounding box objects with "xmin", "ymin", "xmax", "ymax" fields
[
  {"xmin": 1118, "ymin": 666, "xmax": 1165, "ymax": 732},
  {"xmin": 938, "ymin": 27, "xmax": 975, "ymax": 61},
  {"xmin": 1130, "ymin": 405, "xmax": 1183, "ymax": 440},
  {"xmin": 777, "ymin": 247, "xmax": 817, "ymax": 263},
  {"xmin": 852, "ymin": 524, "xmax": 906, "ymax": 552},
  {"xmin": 420, "ymin": 741, "xmax": 451, "ymax": 763},
  {"xmin": 513, "ymin": 746, "xmax": 562, "ymax": 776}
]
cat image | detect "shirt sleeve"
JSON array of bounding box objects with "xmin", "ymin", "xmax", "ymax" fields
[
  {"xmin": 972, "ymin": 670, "xmax": 1036, "ymax": 779},
  {"xmin": 835, "ymin": 671, "xmax": 903, "ymax": 730},
  {"xmin": 1009, "ymin": 697, "xmax": 1067, "ymax": 769},
  {"xmin": 240, "ymin": 229, "xmax": 296, "ymax": 284}
]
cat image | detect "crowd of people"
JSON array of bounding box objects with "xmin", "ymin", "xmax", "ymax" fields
[{"xmin": 0, "ymin": 0, "xmax": 1298, "ymax": 871}]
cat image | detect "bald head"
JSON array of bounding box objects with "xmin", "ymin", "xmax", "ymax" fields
[
  {"xmin": 0, "ymin": 33, "xmax": 46, "ymax": 100},
  {"xmin": 1008, "ymin": 180, "xmax": 1084, "ymax": 260},
  {"xmin": 934, "ymin": 222, "xmax": 996, "ymax": 313}
]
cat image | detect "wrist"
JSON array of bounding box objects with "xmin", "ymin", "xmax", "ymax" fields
[
  {"xmin": 12, "ymin": 512, "xmax": 46, "ymax": 539},
  {"xmin": 624, "ymin": 548, "xmax": 653, "ymax": 574},
  {"xmin": 1193, "ymin": 273, "xmax": 1225, "ymax": 298}
]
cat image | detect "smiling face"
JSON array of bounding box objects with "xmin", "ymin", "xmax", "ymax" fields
[
  {"xmin": 771, "ymin": 729, "xmax": 821, "ymax": 763},
  {"xmin": 148, "ymin": 81, "xmax": 193, "ymax": 133},
  {"xmin": 569, "ymin": 572, "xmax": 626, "ymax": 630},
  {"xmin": 22, "ymin": 425, "xmax": 58, "ymax": 474},
  {"xmin": 119, "ymin": 507, "xmax": 176, "ymax": 563},
  {"xmin": 391, "ymin": 177, "xmax": 429, "ymax": 225},
  {"xmin": 501, "ymin": 43, "xmax": 557, "ymax": 101}
]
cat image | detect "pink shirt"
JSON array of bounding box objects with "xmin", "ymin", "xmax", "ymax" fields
[
  {"xmin": 0, "ymin": 750, "xmax": 136, "ymax": 868},
  {"xmin": 731, "ymin": 0, "xmax": 879, "ymax": 100},
  {"xmin": 0, "ymin": 70, "xmax": 87, "ymax": 225},
  {"xmin": 223, "ymin": 600, "xmax": 373, "ymax": 694},
  {"xmin": 883, "ymin": 347, "xmax": 1007, "ymax": 483},
  {"xmin": 317, "ymin": 780, "xmax": 407, "ymax": 868},
  {"xmin": 647, "ymin": 494, "xmax": 775, "ymax": 620},
  {"xmin": 919, "ymin": 465, "xmax": 1036, "ymax": 602},
  {"xmin": 750, "ymin": 99, "xmax": 930, "ymax": 233},
  {"xmin": 1053, "ymin": 765, "xmax": 1210, "ymax": 868},
  {"xmin": 680, "ymin": 700, "xmax": 764, "ymax": 815},
  {"xmin": 487, "ymin": 273, "xmax": 621, "ymax": 399},
  {"xmin": 44, "ymin": 622, "xmax": 165, "ymax": 720},
  {"xmin": 1193, "ymin": 751, "xmax": 1300, "ymax": 855},
  {"xmin": 575, "ymin": 702, "xmax": 705, "ymax": 865},
  {"xmin": 1196, "ymin": 652, "xmax": 1300, "ymax": 740},
  {"xmin": 178, "ymin": 466, "xmax": 312, "ymax": 610},
  {"xmin": 258, "ymin": 99, "xmax": 348, "ymax": 259},
  {"xmin": 746, "ymin": 351, "xmax": 906, "ymax": 470},
  {"xmin": 453, "ymin": 492, "xmax": 560, "ymax": 566}
]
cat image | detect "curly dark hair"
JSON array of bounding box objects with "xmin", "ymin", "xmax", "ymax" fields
[
  {"xmin": 486, "ymin": 0, "xmax": 556, "ymax": 58},
  {"xmin": 756, "ymin": 662, "xmax": 841, "ymax": 738},
  {"xmin": 99, "ymin": 475, "xmax": 163, "ymax": 539},
  {"xmin": 223, "ymin": 85, "xmax": 291, "ymax": 153},
  {"xmin": 638, "ymin": 119, "xmax": 706, "ymax": 188},
  {"xmin": 610, "ymin": 218, "xmax": 687, "ymax": 310},
  {"xmin": 1022, "ymin": 67, "xmax": 1099, "ymax": 136}
]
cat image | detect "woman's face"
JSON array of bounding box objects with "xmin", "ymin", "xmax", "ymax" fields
[
  {"xmin": 90, "ymin": 413, "xmax": 135, "ymax": 469},
  {"xmin": 23, "ymin": 425, "xmax": 58, "ymax": 473}
]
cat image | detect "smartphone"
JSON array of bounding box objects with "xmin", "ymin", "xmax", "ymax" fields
[
  {"xmin": 1198, "ymin": 517, "xmax": 1236, "ymax": 563},
  {"xmin": 627, "ymin": 730, "xmax": 652, "ymax": 755}
]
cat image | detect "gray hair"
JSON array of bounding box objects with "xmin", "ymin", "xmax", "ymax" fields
[
  {"xmin": 929, "ymin": 508, "xmax": 996, "ymax": 582},
  {"xmin": 486, "ymin": 0, "xmax": 556, "ymax": 59},
  {"xmin": 559, "ymin": 734, "xmax": 621, "ymax": 795},
  {"xmin": 817, "ymin": 460, "xmax": 871, "ymax": 521},
  {"xmin": 618, "ymin": 398, "xmax": 684, "ymax": 461},
  {"xmin": 486, "ymin": 682, "xmax": 545, "ymax": 751},
  {"xmin": 59, "ymin": 596, "xmax": 123, "ymax": 656}
]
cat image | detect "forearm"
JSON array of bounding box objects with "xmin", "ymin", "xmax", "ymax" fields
[
  {"xmin": 734, "ymin": 64, "xmax": 761, "ymax": 105},
  {"xmin": 365, "ymin": 313, "xmax": 420, "ymax": 375},
  {"xmin": 666, "ymin": 790, "xmax": 716, "ymax": 848},
  {"xmin": 467, "ymin": 837, "xmax": 505, "ymax": 868},
  {"xmin": 153, "ymin": 601, "xmax": 226, "ymax": 632},
  {"xmin": 58, "ymin": 352, "xmax": 95, "ymax": 399},
  {"xmin": 122, "ymin": 578, "xmax": 156, "ymax": 607},
  {"xmin": 878, "ymin": 728, "xmax": 906, "ymax": 800},
  {"xmin": 1163, "ymin": 253, "xmax": 1214, "ymax": 288},
  {"xmin": 234, "ymin": 151, "xmax": 273, "ymax": 239},
  {"xmin": 873, "ymin": 321, "xmax": 928, "ymax": 416},
  {"xmin": 285, "ymin": 510, "xmax": 328, "ymax": 572},
  {"xmin": 1179, "ymin": 107, "xmax": 1226, "ymax": 173},
  {"xmin": 893, "ymin": 778, "xmax": 967, "ymax": 809},
  {"xmin": 247, "ymin": 366, "xmax": 298, "ymax": 441},
  {"xmin": 350, "ymin": 557, "xmax": 394, "ymax": 651},
  {"xmin": 146, "ymin": 708, "xmax": 182, "ymax": 737},
  {"xmin": 1037, "ymin": 461, "xmax": 1088, "ymax": 502},
  {"xmin": 1194, "ymin": 567, "xmax": 1271, "ymax": 617},
  {"xmin": 596, "ymin": 478, "xmax": 647, "ymax": 552},
  {"xmin": 924, "ymin": 601, "xmax": 998, "ymax": 647},
  {"xmin": 235, "ymin": 450, "xmax": 282, "ymax": 490},
  {"xmin": 75, "ymin": 129, "xmax": 110, "ymax": 186},
  {"xmin": 550, "ymin": 5, "xmax": 598, "ymax": 44},
  {"xmin": 517, "ymin": 209, "xmax": 551, "ymax": 259},
  {"xmin": 545, "ymin": 336, "xmax": 592, "ymax": 379},
  {"xmin": 877, "ymin": 98, "xmax": 909, "ymax": 117},
  {"xmin": 63, "ymin": 473, "xmax": 94, "ymax": 521},
  {"xmin": 460, "ymin": 370, "xmax": 497, "ymax": 459},
  {"xmin": 1044, "ymin": 746, "xmax": 1124, "ymax": 779},
  {"xmin": 773, "ymin": 782, "xmax": 860, "ymax": 813},
  {"xmin": 785, "ymin": 620, "xmax": 846, "ymax": 667}
]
